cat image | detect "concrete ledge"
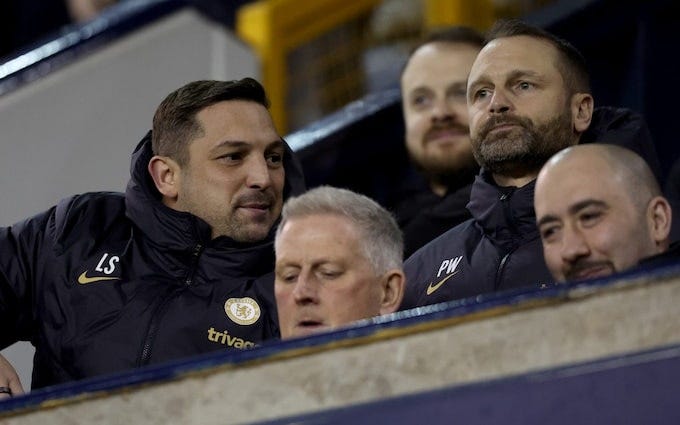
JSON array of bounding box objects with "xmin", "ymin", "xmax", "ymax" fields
[{"xmin": 3, "ymin": 265, "xmax": 680, "ymax": 424}]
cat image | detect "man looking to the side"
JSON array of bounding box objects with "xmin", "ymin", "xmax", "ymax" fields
[
  {"xmin": 535, "ymin": 144, "xmax": 673, "ymax": 282},
  {"xmin": 0, "ymin": 78, "xmax": 305, "ymax": 394}
]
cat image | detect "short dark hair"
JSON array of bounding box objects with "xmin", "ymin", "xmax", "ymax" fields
[
  {"xmin": 152, "ymin": 78, "xmax": 269, "ymax": 166},
  {"xmin": 402, "ymin": 26, "xmax": 484, "ymax": 76},
  {"xmin": 486, "ymin": 19, "xmax": 590, "ymax": 94}
]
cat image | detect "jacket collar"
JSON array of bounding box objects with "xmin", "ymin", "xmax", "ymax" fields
[{"xmin": 466, "ymin": 170, "xmax": 539, "ymax": 250}]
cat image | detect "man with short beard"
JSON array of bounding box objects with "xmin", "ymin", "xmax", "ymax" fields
[
  {"xmin": 0, "ymin": 79, "xmax": 306, "ymax": 393},
  {"xmin": 396, "ymin": 27, "xmax": 484, "ymax": 257},
  {"xmin": 400, "ymin": 19, "xmax": 662, "ymax": 309}
]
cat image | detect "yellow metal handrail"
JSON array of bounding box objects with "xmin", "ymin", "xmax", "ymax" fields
[{"xmin": 237, "ymin": 0, "xmax": 383, "ymax": 133}]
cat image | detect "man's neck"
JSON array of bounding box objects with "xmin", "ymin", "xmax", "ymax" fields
[
  {"xmin": 429, "ymin": 181, "xmax": 448, "ymax": 197},
  {"xmin": 492, "ymin": 172, "xmax": 538, "ymax": 188}
]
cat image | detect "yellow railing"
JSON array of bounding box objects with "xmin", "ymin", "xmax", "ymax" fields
[
  {"xmin": 424, "ymin": 0, "xmax": 494, "ymax": 30},
  {"xmin": 237, "ymin": 0, "xmax": 497, "ymax": 133},
  {"xmin": 237, "ymin": 0, "xmax": 383, "ymax": 133}
]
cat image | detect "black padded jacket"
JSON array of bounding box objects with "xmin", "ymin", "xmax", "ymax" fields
[{"xmin": 0, "ymin": 131, "xmax": 305, "ymax": 388}]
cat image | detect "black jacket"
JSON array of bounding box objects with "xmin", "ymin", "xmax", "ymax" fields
[
  {"xmin": 400, "ymin": 173, "xmax": 552, "ymax": 309},
  {"xmin": 401, "ymin": 107, "xmax": 661, "ymax": 309},
  {"xmin": 395, "ymin": 179, "xmax": 474, "ymax": 259},
  {"xmin": 0, "ymin": 132, "xmax": 305, "ymax": 389}
]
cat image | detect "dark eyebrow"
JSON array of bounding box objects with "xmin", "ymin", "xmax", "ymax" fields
[
  {"xmin": 506, "ymin": 69, "xmax": 546, "ymax": 83},
  {"xmin": 266, "ymin": 139, "xmax": 285, "ymax": 152},
  {"xmin": 537, "ymin": 199, "xmax": 608, "ymax": 228},
  {"xmin": 469, "ymin": 69, "xmax": 541, "ymax": 87},
  {"xmin": 210, "ymin": 139, "xmax": 284, "ymax": 155},
  {"xmin": 537, "ymin": 214, "xmax": 559, "ymax": 228},
  {"xmin": 210, "ymin": 140, "xmax": 249, "ymax": 153},
  {"xmin": 568, "ymin": 199, "xmax": 608, "ymax": 215},
  {"xmin": 447, "ymin": 81, "xmax": 468, "ymax": 92},
  {"xmin": 406, "ymin": 86, "xmax": 433, "ymax": 100}
]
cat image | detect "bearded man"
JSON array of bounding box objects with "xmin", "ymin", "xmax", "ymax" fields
[
  {"xmin": 396, "ymin": 26, "xmax": 483, "ymax": 257},
  {"xmin": 400, "ymin": 19, "xmax": 662, "ymax": 309}
]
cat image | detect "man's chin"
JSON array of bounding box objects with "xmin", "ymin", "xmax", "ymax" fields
[{"xmin": 223, "ymin": 221, "xmax": 275, "ymax": 243}]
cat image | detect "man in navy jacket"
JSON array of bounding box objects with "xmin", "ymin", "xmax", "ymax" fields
[{"xmin": 401, "ymin": 20, "xmax": 661, "ymax": 309}]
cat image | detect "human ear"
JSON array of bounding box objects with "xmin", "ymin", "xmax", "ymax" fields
[
  {"xmin": 148, "ymin": 156, "xmax": 180, "ymax": 201},
  {"xmin": 571, "ymin": 93, "xmax": 594, "ymax": 133},
  {"xmin": 379, "ymin": 269, "xmax": 406, "ymax": 315},
  {"xmin": 647, "ymin": 196, "xmax": 672, "ymax": 250}
]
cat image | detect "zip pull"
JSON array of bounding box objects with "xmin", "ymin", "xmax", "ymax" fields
[{"xmin": 185, "ymin": 243, "xmax": 203, "ymax": 286}]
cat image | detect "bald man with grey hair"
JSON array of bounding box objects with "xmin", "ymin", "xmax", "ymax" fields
[
  {"xmin": 274, "ymin": 186, "xmax": 405, "ymax": 339},
  {"xmin": 535, "ymin": 144, "xmax": 673, "ymax": 282}
]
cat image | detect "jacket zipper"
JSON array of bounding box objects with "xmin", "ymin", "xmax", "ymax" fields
[
  {"xmin": 495, "ymin": 193, "xmax": 518, "ymax": 290},
  {"xmin": 185, "ymin": 244, "xmax": 203, "ymax": 286},
  {"xmin": 138, "ymin": 243, "xmax": 203, "ymax": 366}
]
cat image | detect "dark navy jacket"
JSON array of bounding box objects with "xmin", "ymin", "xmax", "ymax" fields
[
  {"xmin": 396, "ymin": 181, "xmax": 474, "ymax": 259},
  {"xmin": 400, "ymin": 173, "xmax": 552, "ymax": 309},
  {"xmin": 401, "ymin": 107, "xmax": 661, "ymax": 309},
  {"xmin": 0, "ymin": 131, "xmax": 305, "ymax": 388}
]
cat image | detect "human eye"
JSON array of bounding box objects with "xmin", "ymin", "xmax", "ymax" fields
[
  {"xmin": 276, "ymin": 267, "xmax": 299, "ymax": 283},
  {"xmin": 516, "ymin": 81, "xmax": 534, "ymax": 91},
  {"xmin": 266, "ymin": 151, "xmax": 284, "ymax": 168},
  {"xmin": 318, "ymin": 267, "xmax": 342, "ymax": 280},
  {"xmin": 217, "ymin": 151, "xmax": 243, "ymax": 164},
  {"xmin": 410, "ymin": 93, "xmax": 431, "ymax": 109},
  {"xmin": 448, "ymin": 86, "xmax": 467, "ymax": 103},
  {"xmin": 539, "ymin": 224, "xmax": 560, "ymax": 243},
  {"xmin": 579, "ymin": 208, "xmax": 604, "ymax": 227},
  {"xmin": 470, "ymin": 88, "xmax": 490, "ymax": 103}
]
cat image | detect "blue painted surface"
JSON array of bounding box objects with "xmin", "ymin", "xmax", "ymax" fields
[{"xmin": 257, "ymin": 343, "xmax": 680, "ymax": 425}]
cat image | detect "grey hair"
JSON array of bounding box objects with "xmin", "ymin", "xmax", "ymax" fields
[{"xmin": 276, "ymin": 186, "xmax": 404, "ymax": 274}]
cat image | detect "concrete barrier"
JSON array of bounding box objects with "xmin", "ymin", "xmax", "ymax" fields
[{"xmin": 1, "ymin": 265, "xmax": 679, "ymax": 424}]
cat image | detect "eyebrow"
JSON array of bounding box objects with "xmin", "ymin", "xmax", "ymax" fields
[
  {"xmin": 506, "ymin": 69, "xmax": 544, "ymax": 82},
  {"xmin": 447, "ymin": 81, "xmax": 468, "ymax": 91},
  {"xmin": 265, "ymin": 139, "xmax": 285, "ymax": 152},
  {"xmin": 469, "ymin": 69, "xmax": 545, "ymax": 88},
  {"xmin": 210, "ymin": 139, "xmax": 284, "ymax": 154},
  {"xmin": 568, "ymin": 199, "xmax": 608, "ymax": 215},
  {"xmin": 537, "ymin": 199, "xmax": 608, "ymax": 227}
]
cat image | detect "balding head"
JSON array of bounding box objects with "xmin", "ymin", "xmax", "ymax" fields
[{"xmin": 535, "ymin": 144, "xmax": 672, "ymax": 282}]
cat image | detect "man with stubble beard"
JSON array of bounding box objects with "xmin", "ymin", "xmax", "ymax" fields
[
  {"xmin": 396, "ymin": 27, "xmax": 484, "ymax": 257},
  {"xmin": 400, "ymin": 19, "xmax": 662, "ymax": 309}
]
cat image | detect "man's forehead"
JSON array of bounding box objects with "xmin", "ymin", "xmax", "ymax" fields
[
  {"xmin": 403, "ymin": 43, "xmax": 479, "ymax": 81},
  {"xmin": 539, "ymin": 164, "xmax": 623, "ymax": 207},
  {"xmin": 471, "ymin": 36, "xmax": 559, "ymax": 77}
]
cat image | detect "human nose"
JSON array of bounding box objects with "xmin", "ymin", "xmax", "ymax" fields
[
  {"xmin": 431, "ymin": 97, "xmax": 455, "ymax": 121},
  {"xmin": 292, "ymin": 272, "xmax": 319, "ymax": 305},
  {"xmin": 560, "ymin": 226, "xmax": 590, "ymax": 262},
  {"xmin": 246, "ymin": 157, "xmax": 273, "ymax": 189},
  {"xmin": 488, "ymin": 89, "xmax": 512, "ymax": 114}
]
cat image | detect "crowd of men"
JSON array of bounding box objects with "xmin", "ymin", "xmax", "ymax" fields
[{"xmin": 0, "ymin": 19, "xmax": 677, "ymax": 396}]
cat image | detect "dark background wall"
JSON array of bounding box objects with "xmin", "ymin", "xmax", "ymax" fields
[{"xmin": 528, "ymin": 0, "xmax": 680, "ymax": 182}]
